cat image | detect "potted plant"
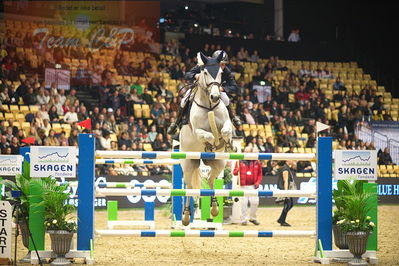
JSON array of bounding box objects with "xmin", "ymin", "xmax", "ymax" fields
[
  {"xmin": 336, "ymin": 188, "xmax": 376, "ymax": 265},
  {"xmin": 34, "ymin": 177, "xmax": 77, "ymax": 266},
  {"xmin": 332, "ymin": 179, "xmax": 365, "ymax": 249},
  {"xmin": 0, "ymin": 167, "xmax": 32, "ymax": 263}
]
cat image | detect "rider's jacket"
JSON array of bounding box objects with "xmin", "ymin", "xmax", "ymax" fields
[{"xmin": 184, "ymin": 65, "xmax": 238, "ymax": 94}]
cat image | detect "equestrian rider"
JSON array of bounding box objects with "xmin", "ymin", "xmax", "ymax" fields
[{"xmin": 167, "ymin": 50, "xmax": 242, "ymax": 135}]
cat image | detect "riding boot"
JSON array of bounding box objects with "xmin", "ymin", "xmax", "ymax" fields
[
  {"xmin": 226, "ymin": 104, "xmax": 241, "ymax": 129},
  {"xmin": 167, "ymin": 101, "xmax": 189, "ymax": 135}
]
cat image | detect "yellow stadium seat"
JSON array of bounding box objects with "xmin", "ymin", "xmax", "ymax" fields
[
  {"xmin": 9, "ymin": 105, "xmax": 19, "ymax": 112},
  {"xmin": 4, "ymin": 113, "xmax": 14, "ymax": 120},
  {"xmin": 29, "ymin": 105, "xmax": 39, "ymax": 113},
  {"xmin": 144, "ymin": 143, "xmax": 153, "ymax": 151}
]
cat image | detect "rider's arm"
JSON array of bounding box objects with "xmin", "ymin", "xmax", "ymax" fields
[
  {"xmin": 184, "ymin": 65, "xmax": 201, "ymax": 81},
  {"xmin": 222, "ymin": 66, "xmax": 238, "ymax": 94}
]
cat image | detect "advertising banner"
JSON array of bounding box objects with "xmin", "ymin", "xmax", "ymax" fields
[
  {"xmin": 0, "ymin": 155, "xmax": 23, "ymax": 176},
  {"xmin": 334, "ymin": 150, "xmax": 378, "ymax": 180},
  {"xmin": 30, "ymin": 146, "xmax": 77, "ymax": 178}
]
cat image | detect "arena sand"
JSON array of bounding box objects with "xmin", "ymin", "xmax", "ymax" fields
[{"xmin": 16, "ymin": 205, "xmax": 399, "ymax": 266}]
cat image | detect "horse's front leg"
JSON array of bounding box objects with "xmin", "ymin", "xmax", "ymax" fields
[
  {"xmin": 207, "ymin": 160, "xmax": 226, "ymax": 217},
  {"xmin": 195, "ymin": 128, "xmax": 215, "ymax": 146},
  {"xmin": 221, "ymin": 121, "xmax": 236, "ymax": 152}
]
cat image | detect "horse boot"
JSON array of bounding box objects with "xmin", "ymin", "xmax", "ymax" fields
[
  {"xmin": 226, "ymin": 104, "xmax": 241, "ymax": 129},
  {"xmin": 167, "ymin": 101, "xmax": 189, "ymax": 135}
]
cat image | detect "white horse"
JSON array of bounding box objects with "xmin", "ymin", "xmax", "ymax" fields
[{"xmin": 179, "ymin": 51, "xmax": 234, "ymax": 226}]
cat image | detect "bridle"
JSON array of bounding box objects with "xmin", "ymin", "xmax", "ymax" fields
[{"xmin": 193, "ymin": 70, "xmax": 222, "ymax": 111}]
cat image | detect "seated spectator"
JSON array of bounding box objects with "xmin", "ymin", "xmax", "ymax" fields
[
  {"xmin": 287, "ymin": 130, "xmax": 300, "ymax": 147},
  {"xmin": 99, "ymin": 130, "xmax": 112, "ymax": 150},
  {"xmin": 36, "ymin": 87, "xmax": 50, "ymax": 105},
  {"xmin": 333, "ymin": 77, "xmax": 346, "ymax": 91},
  {"xmin": 152, "ymin": 133, "xmax": 168, "ymax": 151},
  {"xmin": 242, "ymin": 108, "xmax": 256, "ymax": 125},
  {"xmin": 297, "ymin": 161, "xmax": 313, "ymax": 173},
  {"xmin": 378, "ymin": 148, "xmax": 394, "ymax": 165},
  {"xmin": 151, "ymin": 103, "xmax": 164, "ymax": 119},
  {"xmin": 64, "ymin": 106, "xmax": 79, "ymax": 124},
  {"xmin": 248, "ymin": 50, "xmax": 259, "ymax": 63},
  {"xmin": 46, "ymin": 129, "xmax": 60, "ymax": 146},
  {"xmin": 264, "ymin": 137, "xmax": 275, "ymax": 153},
  {"xmin": 306, "ymin": 132, "xmax": 317, "ymax": 148},
  {"xmin": 38, "ymin": 105, "xmax": 50, "ymax": 121},
  {"xmin": 48, "ymin": 105, "xmax": 60, "ymax": 122}
]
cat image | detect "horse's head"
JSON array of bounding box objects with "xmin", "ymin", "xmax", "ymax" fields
[{"xmin": 197, "ymin": 51, "xmax": 224, "ymax": 104}]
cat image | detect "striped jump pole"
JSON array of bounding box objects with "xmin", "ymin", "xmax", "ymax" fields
[
  {"xmin": 95, "ymin": 188, "xmax": 316, "ymax": 198},
  {"xmin": 62, "ymin": 182, "xmax": 172, "ymax": 189},
  {"xmin": 96, "ymin": 229, "xmax": 316, "ymax": 237},
  {"xmin": 95, "ymin": 151, "xmax": 316, "ymax": 161},
  {"xmin": 95, "ymin": 159, "xmax": 180, "ymax": 165}
]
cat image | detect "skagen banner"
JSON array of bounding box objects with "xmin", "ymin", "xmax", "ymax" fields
[
  {"xmin": 30, "ymin": 146, "xmax": 76, "ymax": 178},
  {"xmin": 334, "ymin": 150, "xmax": 378, "ymax": 180},
  {"xmin": 0, "ymin": 155, "xmax": 23, "ymax": 176}
]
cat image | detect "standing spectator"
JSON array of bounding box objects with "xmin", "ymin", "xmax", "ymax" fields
[
  {"xmin": 233, "ymin": 146, "xmax": 262, "ymax": 225},
  {"xmin": 276, "ymin": 160, "xmax": 295, "ymax": 226},
  {"xmin": 287, "ymin": 29, "xmax": 300, "ymax": 42}
]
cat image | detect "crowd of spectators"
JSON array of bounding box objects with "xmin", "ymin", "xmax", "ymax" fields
[{"xmin": 1, "ymin": 24, "xmax": 396, "ymax": 175}]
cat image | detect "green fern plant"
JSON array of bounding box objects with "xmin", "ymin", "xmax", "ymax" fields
[
  {"xmin": 32, "ymin": 177, "xmax": 77, "ymax": 232},
  {"xmin": 0, "ymin": 161, "xmax": 32, "ymax": 220}
]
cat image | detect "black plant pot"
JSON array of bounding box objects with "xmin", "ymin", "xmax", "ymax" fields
[
  {"xmin": 333, "ymin": 223, "xmax": 348, "ymax": 249},
  {"xmin": 19, "ymin": 219, "xmax": 31, "ymax": 263},
  {"xmin": 346, "ymin": 231, "xmax": 369, "ymax": 266}
]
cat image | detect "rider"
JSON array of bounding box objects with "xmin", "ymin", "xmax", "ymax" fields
[{"xmin": 167, "ymin": 50, "xmax": 242, "ymax": 135}]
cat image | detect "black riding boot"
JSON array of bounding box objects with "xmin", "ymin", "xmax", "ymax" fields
[
  {"xmin": 167, "ymin": 101, "xmax": 189, "ymax": 135},
  {"xmin": 226, "ymin": 104, "xmax": 241, "ymax": 129}
]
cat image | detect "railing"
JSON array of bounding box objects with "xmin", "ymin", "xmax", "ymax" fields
[
  {"xmin": 388, "ymin": 139, "xmax": 399, "ymax": 165},
  {"xmin": 356, "ymin": 124, "xmax": 399, "ymax": 165}
]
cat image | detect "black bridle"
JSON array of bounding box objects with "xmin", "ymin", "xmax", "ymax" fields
[{"xmin": 194, "ymin": 79, "xmax": 222, "ymax": 111}]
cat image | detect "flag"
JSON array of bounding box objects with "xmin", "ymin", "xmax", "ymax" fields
[
  {"xmin": 21, "ymin": 137, "xmax": 35, "ymax": 145},
  {"xmin": 77, "ymin": 118, "xmax": 92, "ymax": 130},
  {"xmin": 316, "ymin": 122, "xmax": 329, "ymax": 133}
]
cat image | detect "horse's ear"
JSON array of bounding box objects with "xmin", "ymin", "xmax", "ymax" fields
[
  {"xmin": 216, "ymin": 51, "xmax": 224, "ymax": 63},
  {"xmin": 198, "ymin": 52, "xmax": 208, "ymax": 66}
]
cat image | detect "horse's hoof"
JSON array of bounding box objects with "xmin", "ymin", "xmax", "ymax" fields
[
  {"xmin": 182, "ymin": 212, "xmax": 190, "ymax": 226},
  {"xmin": 182, "ymin": 219, "xmax": 190, "ymax": 226},
  {"xmin": 211, "ymin": 206, "xmax": 219, "ymax": 217}
]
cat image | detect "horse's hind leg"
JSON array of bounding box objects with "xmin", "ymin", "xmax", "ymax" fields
[
  {"xmin": 207, "ymin": 160, "xmax": 226, "ymax": 217},
  {"xmin": 182, "ymin": 196, "xmax": 191, "ymax": 226},
  {"xmin": 181, "ymin": 159, "xmax": 200, "ymax": 226}
]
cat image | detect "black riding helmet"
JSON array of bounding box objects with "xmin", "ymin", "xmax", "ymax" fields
[{"xmin": 212, "ymin": 50, "xmax": 228, "ymax": 63}]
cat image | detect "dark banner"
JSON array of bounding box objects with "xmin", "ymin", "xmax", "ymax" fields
[{"xmin": 2, "ymin": 176, "xmax": 398, "ymax": 209}]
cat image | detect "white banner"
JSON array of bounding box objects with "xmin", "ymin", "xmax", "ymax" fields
[
  {"xmin": 0, "ymin": 155, "xmax": 23, "ymax": 176},
  {"xmin": 45, "ymin": 68, "xmax": 71, "ymax": 90},
  {"xmin": 30, "ymin": 146, "xmax": 76, "ymax": 178},
  {"xmin": 334, "ymin": 150, "xmax": 377, "ymax": 180},
  {"xmin": 0, "ymin": 201, "xmax": 12, "ymax": 261}
]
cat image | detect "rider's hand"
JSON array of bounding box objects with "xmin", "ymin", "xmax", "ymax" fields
[
  {"xmin": 195, "ymin": 74, "xmax": 200, "ymax": 80},
  {"xmin": 220, "ymin": 87, "xmax": 225, "ymax": 92}
]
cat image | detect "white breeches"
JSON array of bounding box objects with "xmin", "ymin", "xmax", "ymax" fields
[
  {"xmin": 181, "ymin": 90, "xmax": 230, "ymax": 107},
  {"xmin": 240, "ymin": 185, "xmax": 259, "ymax": 222}
]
